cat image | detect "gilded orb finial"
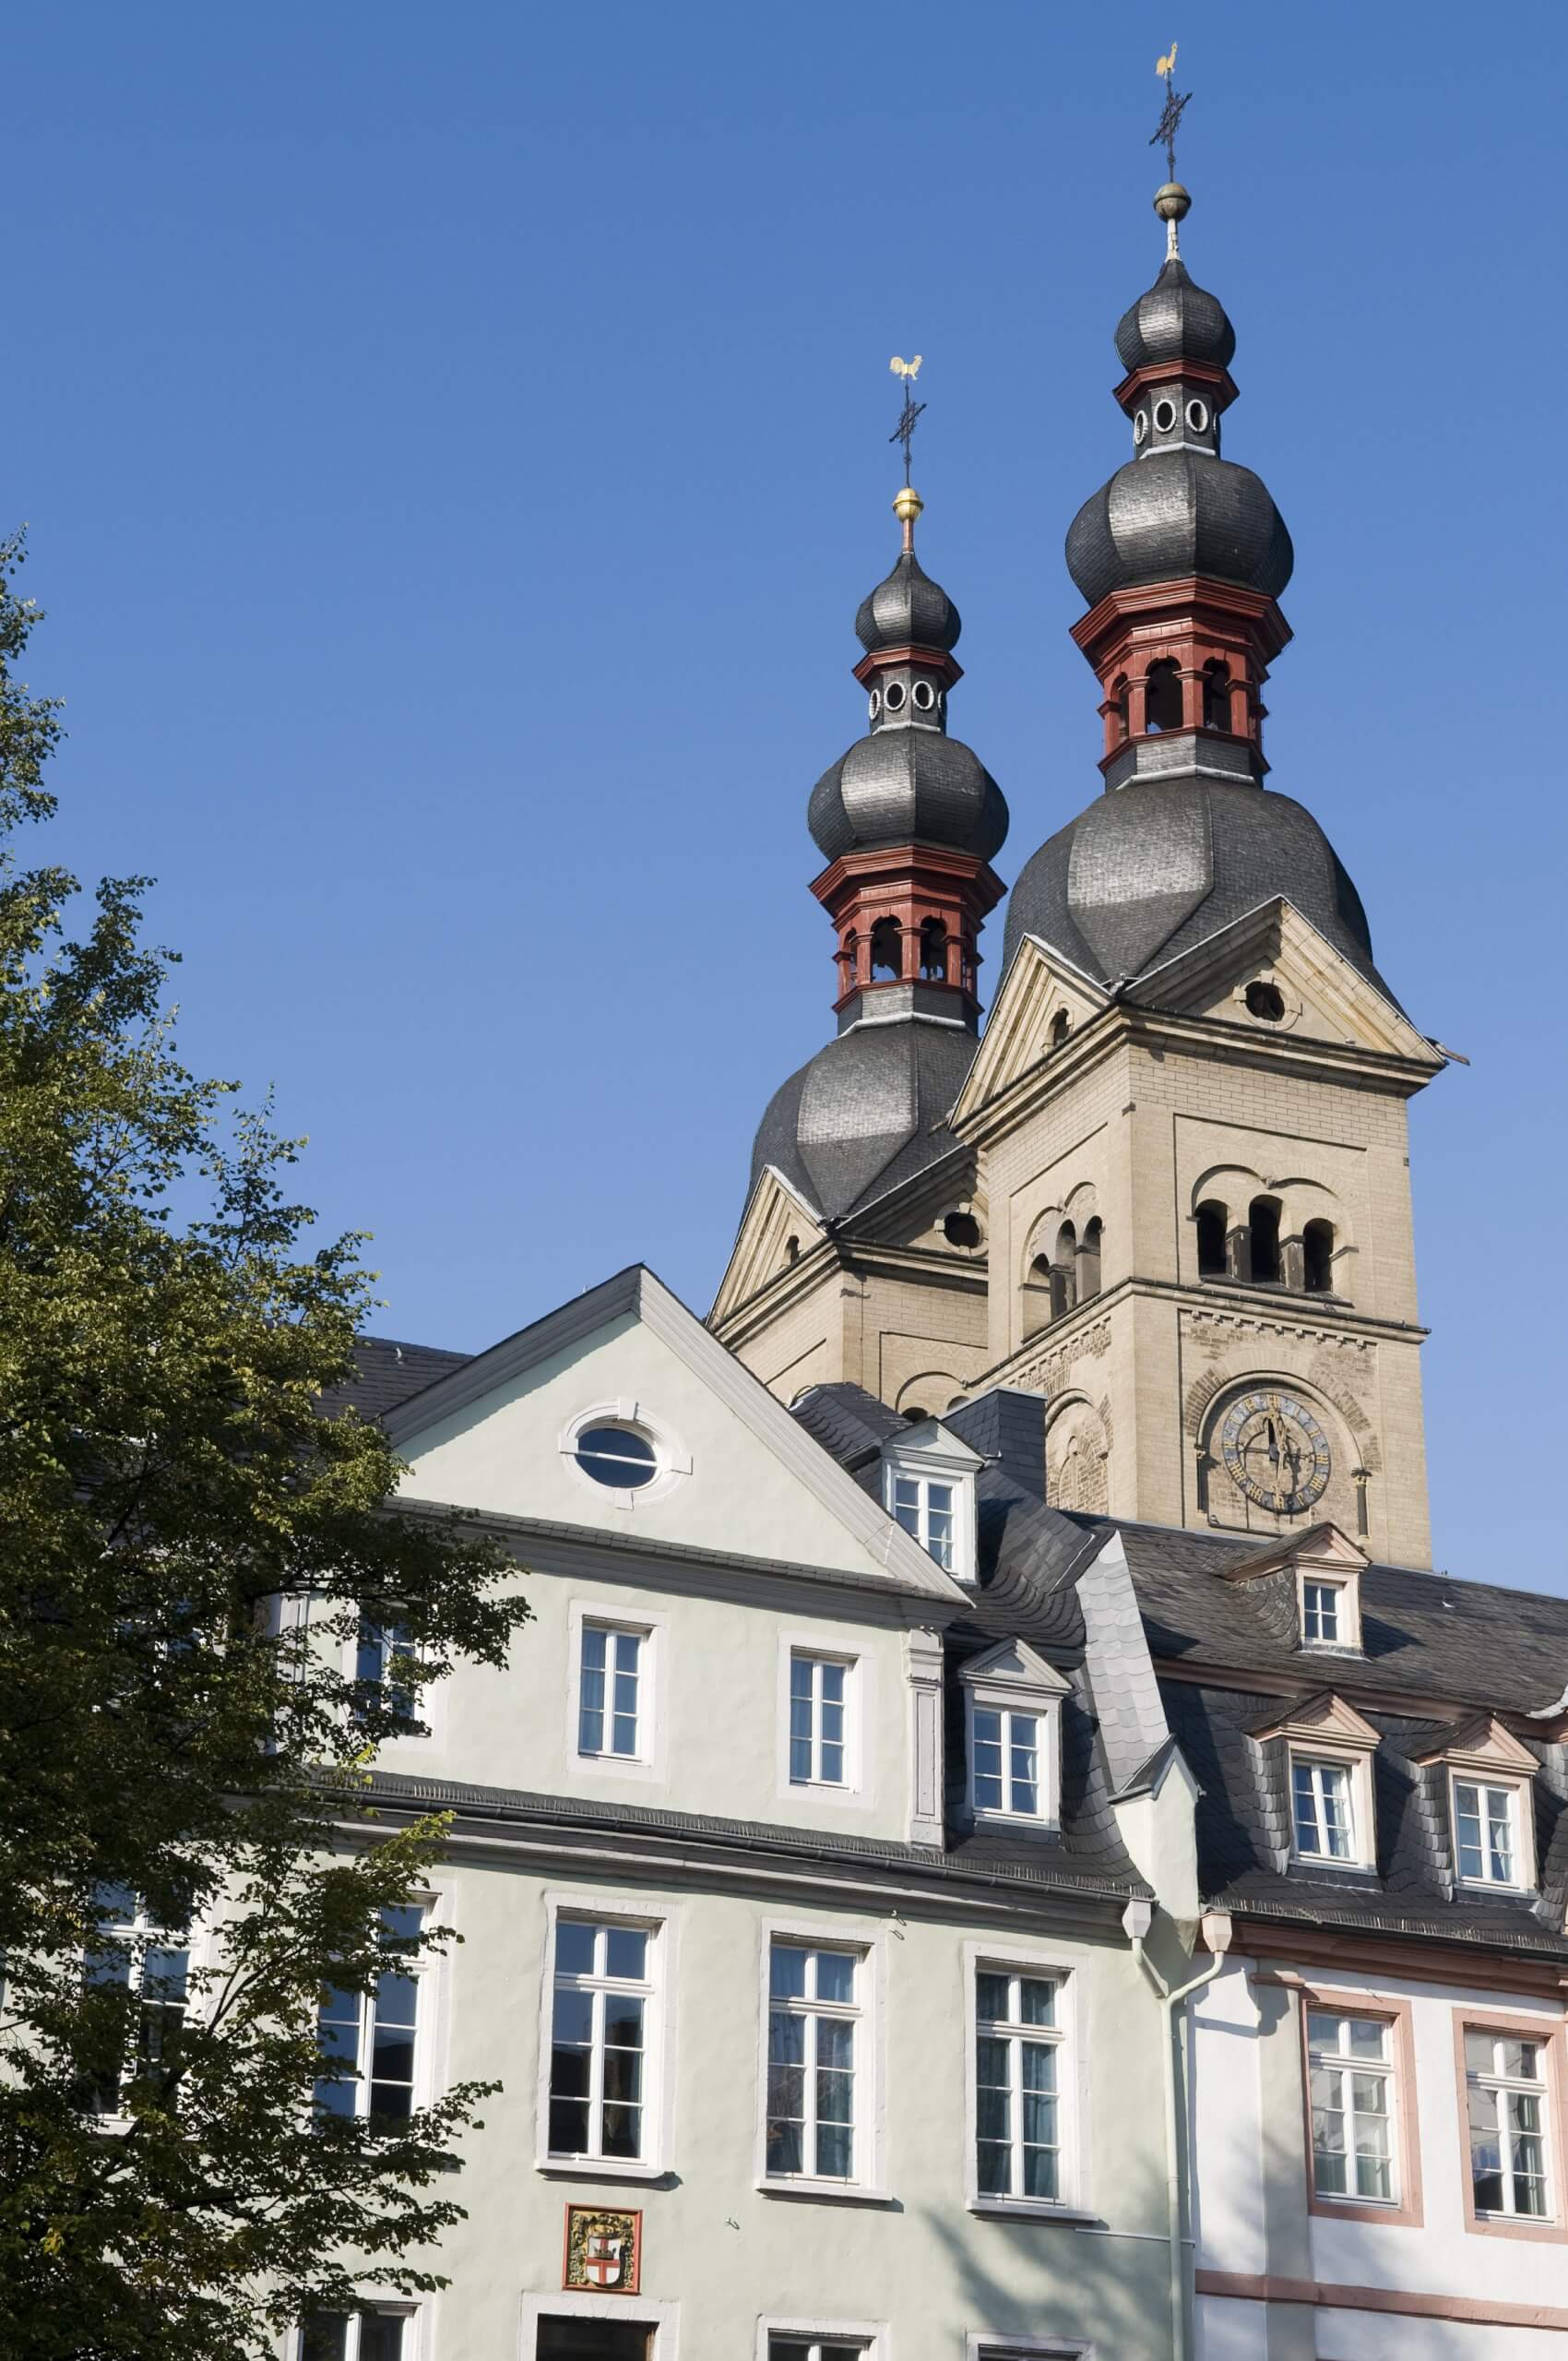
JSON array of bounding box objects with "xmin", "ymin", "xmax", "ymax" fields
[{"xmin": 893, "ymin": 483, "xmax": 924, "ymax": 553}]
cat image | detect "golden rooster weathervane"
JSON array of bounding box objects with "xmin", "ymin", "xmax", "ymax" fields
[{"xmin": 1150, "ymin": 42, "xmax": 1191, "ymax": 182}]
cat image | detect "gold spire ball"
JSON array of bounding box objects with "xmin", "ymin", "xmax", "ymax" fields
[{"xmin": 889, "ymin": 356, "xmax": 925, "ymax": 550}]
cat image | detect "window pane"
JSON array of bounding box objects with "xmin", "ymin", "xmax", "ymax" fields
[
  {"xmin": 1307, "ymin": 2011, "xmax": 1343, "ymax": 2053},
  {"xmin": 552, "ymin": 1988, "xmax": 594, "ymax": 2051},
  {"xmin": 539, "ymin": 2324, "xmax": 652, "ymax": 2361},
  {"xmin": 978, "ymin": 2138, "xmax": 1011, "ymax": 2195},
  {"xmin": 820, "ymin": 1662, "xmax": 845, "ymax": 1706},
  {"xmin": 976, "ymin": 1972, "xmax": 1010, "ymax": 2023},
  {"xmin": 814, "ymin": 2120, "xmax": 853, "ymax": 2178},
  {"xmin": 1018, "ymin": 1978, "xmax": 1056, "ymax": 2028},
  {"xmin": 770, "ymin": 1946, "xmax": 808, "ymax": 2001},
  {"xmin": 1465, "ymin": 2029, "xmax": 1499, "ymax": 2076},
  {"xmin": 1022, "ymin": 2140, "xmax": 1059, "ymax": 2200},
  {"xmin": 769, "ymin": 2010, "xmax": 805, "ymax": 2066},
  {"xmin": 1346, "ymin": 2019, "xmax": 1386, "ymax": 2060},
  {"xmin": 601, "ymin": 2102, "xmax": 641, "ymax": 2157},
  {"xmin": 299, "ymin": 2318, "xmax": 350, "ymax": 2361},
  {"xmin": 581, "ymin": 1628, "xmax": 607, "ymax": 1673},
  {"xmin": 359, "ymin": 2319, "xmax": 406, "ymax": 2361},
  {"xmin": 554, "ymin": 1921, "xmax": 596, "ymax": 1978},
  {"xmin": 814, "ymin": 1951, "xmax": 854, "ymax": 2005},
  {"xmin": 605, "ymin": 1927, "xmax": 647, "ymax": 1982}
]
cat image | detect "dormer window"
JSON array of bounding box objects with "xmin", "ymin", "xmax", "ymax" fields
[
  {"xmin": 1252, "ymin": 1692, "xmax": 1380, "ymax": 1873},
  {"xmin": 1221, "ymin": 1524, "xmax": 1367, "ymax": 1656},
  {"xmin": 1301, "ymin": 1578, "xmax": 1346, "ymax": 1648},
  {"xmin": 959, "ymin": 1641, "xmax": 1071, "ymax": 1834},
  {"xmin": 1414, "ymin": 1715, "xmax": 1539, "ymax": 1896},
  {"xmin": 880, "ymin": 1419, "xmax": 983, "ymax": 1587}
]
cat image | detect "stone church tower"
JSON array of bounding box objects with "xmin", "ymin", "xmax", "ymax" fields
[{"xmin": 713, "ymin": 181, "xmax": 1447, "ymax": 1571}]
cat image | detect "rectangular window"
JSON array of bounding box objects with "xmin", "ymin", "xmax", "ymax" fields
[
  {"xmin": 81, "ymin": 1887, "xmax": 190, "ymax": 2116},
  {"xmin": 1308, "ymin": 2011, "xmax": 1396, "ymax": 2202},
  {"xmin": 297, "ymin": 2316, "xmax": 408, "ymax": 2361},
  {"xmin": 1292, "ymin": 1758, "xmax": 1355, "ymax": 1859},
  {"xmin": 1466, "ymin": 2028, "xmax": 1551, "ymax": 2220},
  {"xmin": 537, "ymin": 2325, "xmax": 652, "ymax": 2361},
  {"xmin": 355, "ymin": 1617, "xmax": 418, "ymax": 1726},
  {"xmin": 768, "ymin": 2341, "xmax": 871, "ymax": 2361},
  {"xmin": 548, "ymin": 1918, "xmax": 651, "ymax": 2163},
  {"xmin": 1301, "ymin": 1580, "xmax": 1341, "ymax": 1644},
  {"xmin": 578, "ymin": 1625, "xmax": 643, "ymax": 1759},
  {"xmin": 890, "ymin": 1473, "xmax": 955, "ymax": 1571},
  {"xmin": 315, "ymin": 1904, "xmax": 425, "ymax": 2124},
  {"xmin": 766, "ymin": 1942, "xmax": 860, "ymax": 2181},
  {"xmin": 790, "ymin": 1653, "xmax": 849, "ymax": 1786},
  {"xmin": 974, "ymin": 1967, "xmax": 1063, "ymax": 2203},
  {"xmin": 972, "ymin": 1706, "xmax": 1040, "ymax": 1818},
  {"xmin": 1455, "ymin": 1781, "xmax": 1517, "ymax": 1885}
]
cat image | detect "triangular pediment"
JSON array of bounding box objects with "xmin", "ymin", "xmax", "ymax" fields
[
  {"xmin": 1223, "ymin": 1521, "xmax": 1369, "ymax": 1582},
  {"xmin": 951, "ymin": 935, "xmax": 1112, "ymax": 1129},
  {"xmin": 1129, "ymin": 900, "xmax": 1443, "ymax": 1068},
  {"xmin": 1413, "ymin": 1713, "xmax": 1538, "ymax": 1775},
  {"xmin": 384, "ymin": 1263, "xmax": 970, "ymax": 1604},
  {"xmin": 959, "ymin": 1637, "xmax": 1073, "ymax": 1697},
  {"xmin": 889, "ymin": 1417, "xmax": 987, "ymax": 1473},
  {"xmin": 709, "ymin": 1163, "xmax": 826, "ymax": 1328},
  {"xmin": 1251, "ymin": 1688, "xmax": 1380, "ymax": 1750}
]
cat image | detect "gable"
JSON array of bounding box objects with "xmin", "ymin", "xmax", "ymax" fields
[
  {"xmin": 1129, "ymin": 900, "xmax": 1443, "ymax": 1067},
  {"xmin": 1223, "ymin": 1521, "xmax": 1368, "ymax": 1582},
  {"xmin": 386, "ymin": 1265, "xmax": 968, "ymax": 1603},
  {"xmin": 1413, "ymin": 1713, "xmax": 1538, "ymax": 1776},
  {"xmin": 950, "ymin": 935, "xmax": 1111, "ymax": 1128},
  {"xmin": 959, "ymin": 1638, "xmax": 1072, "ymax": 1697},
  {"xmin": 1250, "ymin": 1689, "xmax": 1380, "ymax": 1749},
  {"xmin": 709, "ymin": 1165, "xmax": 825, "ymax": 1328}
]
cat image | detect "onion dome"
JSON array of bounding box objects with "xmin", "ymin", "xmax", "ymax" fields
[
  {"xmin": 1002, "ymin": 775, "xmax": 1396, "ymax": 1002},
  {"xmin": 750, "ymin": 1017, "xmax": 977, "ymax": 1222},
  {"xmin": 1066, "ymin": 450, "xmax": 1293, "ymax": 608},
  {"xmin": 855, "ymin": 548, "xmax": 962, "ymax": 654},
  {"xmin": 1115, "ymin": 256, "xmax": 1235, "ymax": 373},
  {"xmin": 808, "ymin": 730, "xmax": 1007, "ymax": 864}
]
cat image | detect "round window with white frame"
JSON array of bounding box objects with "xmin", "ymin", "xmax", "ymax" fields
[
  {"xmin": 1133, "ymin": 409, "xmax": 1148, "ymax": 446},
  {"xmin": 1152, "ymin": 398, "xmax": 1177, "ymax": 434},
  {"xmin": 883, "ymin": 680, "xmax": 908, "ymax": 713},
  {"xmin": 911, "ymin": 678, "xmax": 936, "ymax": 712},
  {"xmin": 867, "ymin": 687, "xmax": 882, "ymax": 721},
  {"xmin": 1185, "ymin": 397, "xmax": 1209, "ymax": 434},
  {"xmin": 562, "ymin": 1404, "xmax": 691, "ymax": 1509}
]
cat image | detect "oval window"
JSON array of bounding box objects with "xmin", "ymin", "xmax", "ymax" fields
[
  {"xmin": 574, "ymin": 1425, "xmax": 659, "ymax": 1488},
  {"xmin": 1186, "ymin": 397, "xmax": 1209, "ymax": 433},
  {"xmin": 868, "ymin": 688, "xmax": 881, "ymax": 721},
  {"xmin": 884, "ymin": 680, "xmax": 908, "ymax": 712},
  {"xmin": 911, "ymin": 679, "xmax": 935, "ymax": 711},
  {"xmin": 1152, "ymin": 398, "xmax": 1177, "ymax": 434},
  {"xmin": 1133, "ymin": 410, "xmax": 1148, "ymax": 445},
  {"xmin": 1244, "ymin": 980, "xmax": 1287, "ymax": 1022}
]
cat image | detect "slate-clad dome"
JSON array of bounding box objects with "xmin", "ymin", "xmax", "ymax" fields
[
  {"xmin": 1066, "ymin": 450, "xmax": 1293, "ymax": 607},
  {"xmin": 808, "ymin": 729, "xmax": 1008, "ymax": 864},
  {"xmin": 750, "ymin": 1016, "xmax": 978, "ymax": 1222},
  {"xmin": 1001, "ymin": 776, "xmax": 1395, "ymax": 1002},
  {"xmin": 1115, "ymin": 256, "xmax": 1235, "ymax": 373},
  {"xmin": 855, "ymin": 549, "xmax": 961, "ymax": 654}
]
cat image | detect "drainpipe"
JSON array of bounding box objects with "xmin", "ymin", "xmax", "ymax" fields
[{"xmin": 1123, "ymin": 1898, "xmax": 1234, "ymax": 2361}]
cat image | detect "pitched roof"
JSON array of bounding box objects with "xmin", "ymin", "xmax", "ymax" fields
[{"xmin": 319, "ymin": 1335, "xmax": 472, "ymax": 1421}]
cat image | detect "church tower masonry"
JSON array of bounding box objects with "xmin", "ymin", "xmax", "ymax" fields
[{"xmin": 718, "ymin": 183, "xmax": 1449, "ymax": 1570}]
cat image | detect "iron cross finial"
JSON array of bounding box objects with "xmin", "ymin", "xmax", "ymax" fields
[
  {"xmin": 888, "ymin": 355, "xmax": 926, "ymax": 485},
  {"xmin": 1150, "ymin": 42, "xmax": 1191, "ymax": 181}
]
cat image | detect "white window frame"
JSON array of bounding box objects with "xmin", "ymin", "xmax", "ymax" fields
[
  {"xmin": 1464, "ymin": 2025, "xmax": 1556, "ymax": 2223},
  {"xmin": 1451, "ymin": 1773, "xmax": 1528, "ymax": 1891},
  {"xmin": 965, "ymin": 2341, "xmax": 1093, "ymax": 2361},
  {"xmin": 342, "ymin": 1618, "xmax": 445, "ymax": 1755},
  {"xmin": 880, "ymin": 1435, "xmax": 978, "ymax": 1585},
  {"xmin": 755, "ymin": 2322, "xmax": 886, "ymax": 2361},
  {"xmin": 521, "ymin": 2292, "xmax": 680, "ymax": 2359},
  {"xmin": 314, "ymin": 1894, "xmax": 439, "ymax": 2128},
  {"xmin": 775, "ymin": 1631, "xmax": 868, "ymax": 1807},
  {"xmin": 969, "ymin": 1700, "xmax": 1045, "ymax": 1820},
  {"xmin": 1300, "ymin": 1576, "xmax": 1347, "ymax": 1648},
  {"xmin": 291, "ymin": 2304, "xmax": 421, "ymax": 2361},
  {"xmin": 1289, "ymin": 1747, "xmax": 1375, "ymax": 1868},
  {"xmin": 755, "ymin": 1913, "xmax": 886, "ymax": 2202},
  {"xmin": 534, "ymin": 1890, "xmax": 676, "ymax": 2182},
  {"xmin": 963, "ymin": 1941, "xmax": 1089, "ymax": 2221},
  {"xmin": 959, "ymin": 1643, "xmax": 1070, "ymax": 1837},
  {"xmin": 565, "ymin": 1600, "xmax": 666, "ymax": 1784},
  {"xmin": 1293, "ymin": 1560, "xmax": 1363, "ymax": 1652},
  {"xmin": 80, "ymin": 1888, "xmax": 196, "ymax": 2124},
  {"xmin": 1306, "ymin": 2008, "xmax": 1399, "ymax": 2207}
]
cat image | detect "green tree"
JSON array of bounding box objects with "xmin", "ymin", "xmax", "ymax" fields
[{"xmin": 0, "ymin": 532, "xmax": 529, "ymax": 2360}]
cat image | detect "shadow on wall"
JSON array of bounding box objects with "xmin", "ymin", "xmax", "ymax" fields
[{"xmin": 913, "ymin": 2132, "xmax": 1171, "ymax": 2354}]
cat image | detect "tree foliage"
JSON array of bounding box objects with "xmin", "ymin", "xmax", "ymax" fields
[{"xmin": 0, "ymin": 532, "xmax": 530, "ymax": 2359}]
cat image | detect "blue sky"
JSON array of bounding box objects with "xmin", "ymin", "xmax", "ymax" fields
[{"xmin": 9, "ymin": 3, "xmax": 1564, "ymax": 1590}]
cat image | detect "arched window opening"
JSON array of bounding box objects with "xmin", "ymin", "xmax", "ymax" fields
[
  {"xmin": 1111, "ymin": 675, "xmax": 1130, "ymax": 745},
  {"xmin": 1196, "ymin": 1199, "xmax": 1229, "ymax": 1278},
  {"xmin": 1249, "ymin": 1195, "xmax": 1282, "ymax": 1284},
  {"xmin": 1052, "ymin": 1221, "xmax": 1078, "ymax": 1318},
  {"xmin": 1202, "ymin": 662, "xmax": 1232, "ymax": 732},
  {"xmin": 903, "ymin": 1405, "xmax": 929, "ymax": 1425},
  {"xmin": 784, "ymin": 1234, "xmax": 800, "ymax": 1266},
  {"xmin": 1050, "ymin": 1008, "xmax": 1072, "ymax": 1050},
  {"xmin": 841, "ymin": 929, "xmax": 859, "ymax": 991},
  {"xmin": 919, "ymin": 917, "xmax": 949, "ymax": 983},
  {"xmin": 1303, "ymin": 1219, "xmax": 1336, "ymax": 1294},
  {"xmin": 1078, "ymin": 1217, "xmax": 1103, "ymax": 1301},
  {"xmin": 1145, "ymin": 658, "xmax": 1182, "ymax": 734},
  {"xmin": 870, "ymin": 917, "xmax": 902, "ymax": 980}
]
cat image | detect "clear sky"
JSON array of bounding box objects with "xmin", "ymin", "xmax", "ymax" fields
[{"xmin": 9, "ymin": 3, "xmax": 1564, "ymax": 1591}]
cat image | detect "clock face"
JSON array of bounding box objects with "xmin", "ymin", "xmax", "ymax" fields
[{"xmin": 1218, "ymin": 1389, "xmax": 1331, "ymax": 1516}]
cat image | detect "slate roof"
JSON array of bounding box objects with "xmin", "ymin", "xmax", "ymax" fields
[{"xmin": 318, "ymin": 1335, "xmax": 471, "ymax": 1422}]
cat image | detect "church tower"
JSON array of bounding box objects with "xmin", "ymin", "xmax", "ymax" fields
[
  {"xmin": 710, "ymin": 468, "xmax": 1012, "ymax": 1417},
  {"xmin": 717, "ymin": 177, "xmax": 1448, "ymax": 1570}
]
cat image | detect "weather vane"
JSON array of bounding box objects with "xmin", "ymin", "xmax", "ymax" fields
[
  {"xmin": 888, "ymin": 355, "xmax": 925, "ymax": 486},
  {"xmin": 1150, "ymin": 42, "xmax": 1190, "ymax": 181}
]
